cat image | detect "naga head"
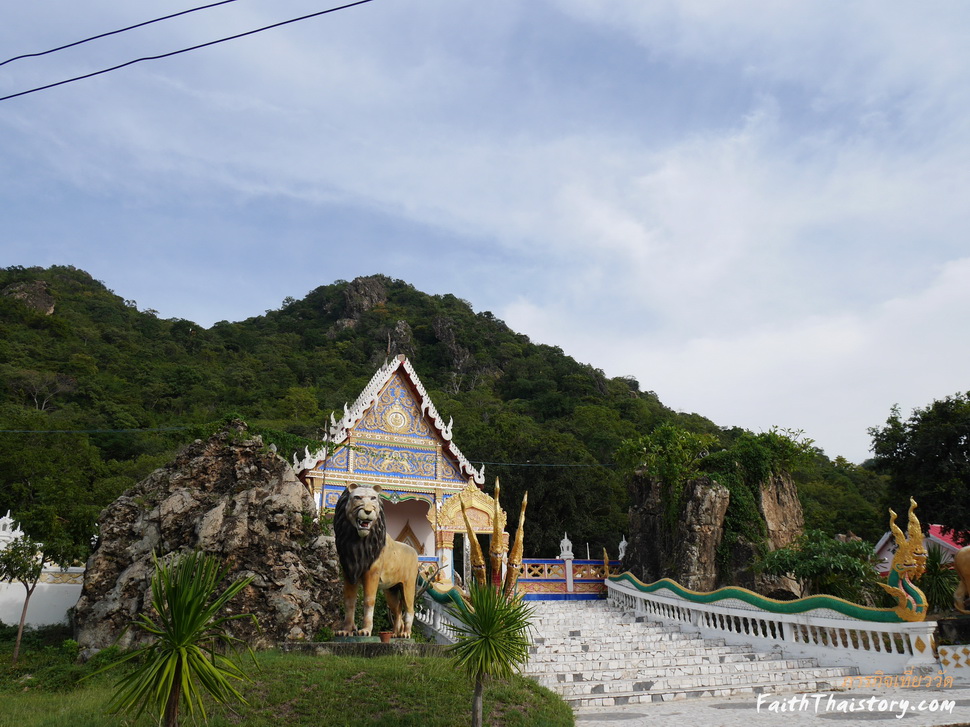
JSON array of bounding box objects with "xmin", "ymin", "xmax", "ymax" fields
[{"xmin": 888, "ymin": 497, "xmax": 927, "ymax": 581}]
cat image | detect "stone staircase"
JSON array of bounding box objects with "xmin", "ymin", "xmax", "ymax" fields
[{"xmin": 522, "ymin": 600, "xmax": 858, "ymax": 707}]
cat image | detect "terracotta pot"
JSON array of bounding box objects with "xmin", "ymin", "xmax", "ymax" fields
[{"xmin": 379, "ymin": 631, "xmax": 392, "ymax": 644}]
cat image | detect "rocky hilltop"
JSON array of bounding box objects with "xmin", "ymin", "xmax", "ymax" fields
[{"xmin": 73, "ymin": 421, "xmax": 340, "ymax": 651}]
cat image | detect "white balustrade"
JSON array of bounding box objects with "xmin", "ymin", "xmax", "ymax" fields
[
  {"xmin": 414, "ymin": 591, "xmax": 462, "ymax": 644},
  {"xmin": 606, "ymin": 578, "xmax": 938, "ymax": 675}
]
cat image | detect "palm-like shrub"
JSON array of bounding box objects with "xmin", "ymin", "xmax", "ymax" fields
[
  {"xmin": 918, "ymin": 545, "xmax": 959, "ymax": 614},
  {"xmin": 447, "ymin": 581, "xmax": 534, "ymax": 727},
  {"xmin": 101, "ymin": 550, "xmax": 257, "ymax": 727}
]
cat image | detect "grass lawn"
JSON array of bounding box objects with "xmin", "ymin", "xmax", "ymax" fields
[{"xmin": 0, "ymin": 628, "xmax": 573, "ymax": 727}]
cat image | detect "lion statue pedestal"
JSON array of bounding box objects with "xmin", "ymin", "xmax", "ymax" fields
[{"xmin": 333, "ymin": 483, "xmax": 419, "ymax": 638}]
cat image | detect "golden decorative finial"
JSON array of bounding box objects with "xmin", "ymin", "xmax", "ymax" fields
[
  {"xmin": 503, "ymin": 491, "xmax": 528, "ymax": 599},
  {"xmin": 490, "ymin": 478, "xmax": 505, "ymax": 586},
  {"xmin": 460, "ymin": 499, "xmax": 487, "ymax": 586}
]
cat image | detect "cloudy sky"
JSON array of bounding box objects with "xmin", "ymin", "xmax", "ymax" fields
[{"xmin": 2, "ymin": 1, "xmax": 968, "ymax": 463}]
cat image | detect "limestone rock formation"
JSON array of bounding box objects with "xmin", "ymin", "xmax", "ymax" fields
[
  {"xmin": 624, "ymin": 476, "xmax": 730, "ymax": 591},
  {"xmin": 624, "ymin": 471, "xmax": 804, "ymax": 596},
  {"xmin": 328, "ymin": 275, "xmax": 389, "ymax": 334},
  {"xmin": 2, "ymin": 279, "xmax": 55, "ymax": 315},
  {"xmin": 759, "ymin": 472, "xmax": 804, "ymax": 551},
  {"xmin": 73, "ymin": 422, "xmax": 340, "ymax": 651}
]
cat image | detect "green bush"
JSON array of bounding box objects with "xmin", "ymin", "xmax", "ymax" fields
[{"xmin": 918, "ymin": 545, "xmax": 959, "ymax": 614}]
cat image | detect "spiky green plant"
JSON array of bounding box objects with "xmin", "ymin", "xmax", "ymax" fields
[
  {"xmin": 446, "ymin": 582, "xmax": 534, "ymax": 727},
  {"xmin": 97, "ymin": 550, "xmax": 258, "ymax": 727},
  {"xmin": 918, "ymin": 545, "xmax": 959, "ymax": 614}
]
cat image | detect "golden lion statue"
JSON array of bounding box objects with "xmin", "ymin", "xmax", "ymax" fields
[
  {"xmin": 955, "ymin": 545, "xmax": 970, "ymax": 614},
  {"xmin": 333, "ymin": 483, "xmax": 419, "ymax": 637}
]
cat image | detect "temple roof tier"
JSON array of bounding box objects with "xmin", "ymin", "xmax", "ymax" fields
[{"xmin": 293, "ymin": 355, "xmax": 485, "ymax": 486}]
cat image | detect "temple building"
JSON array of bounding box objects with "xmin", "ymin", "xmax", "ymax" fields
[{"xmin": 294, "ymin": 355, "xmax": 507, "ymax": 583}]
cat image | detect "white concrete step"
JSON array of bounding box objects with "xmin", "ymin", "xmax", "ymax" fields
[{"xmin": 523, "ymin": 600, "xmax": 858, "ymax": 708}]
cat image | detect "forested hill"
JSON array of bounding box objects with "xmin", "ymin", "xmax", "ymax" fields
[{"xmin": 0, "ymin": 265, "xmax": 885, "ymax": 558}]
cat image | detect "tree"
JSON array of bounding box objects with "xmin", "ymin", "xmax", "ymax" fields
[
  {"xmin": 759, "ymin": 529, "xmax": 882, "ymax": 603},
  {"xmin": 5, "ymin": 369, "xmax": 76, "ymax": 411},
  {"xmin": 280, "ymin": 386, "xmax": 320, "ymax": 420},
  {"xmin": 869, "ymin": 394, "xmax": 970, "ymax": 545},
  {"xmin": 0, "ymin": 532, "xmax": 78, "ymax": 664},
  {"xmin": 618, "ymin": 423, "xmax": 717, "ymax": 485},
  {"xmin": 0, "ymin": 535, "xmax": 43, "ymax": 664},
  {"xmin": 618, "ymin": 423, "xmax": 718, "ymax": 531},
  {"xmin": 447, "ymin": 581, "xmax": 534, "ymax": 727},
  {"xmin": 99, "ymin": 551, "xmax": 257, "ymax": 727}
]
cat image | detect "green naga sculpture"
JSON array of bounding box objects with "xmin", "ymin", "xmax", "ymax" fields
[{"xmin": 878, "ymin": 498, "xmax": 929, "ymax": 622}]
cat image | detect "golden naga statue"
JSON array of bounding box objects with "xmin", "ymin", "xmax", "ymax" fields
[
  {"xmin": 954, "ymin": 545, "xmax": 970, "ymax": 614},
  {"xmin": 878, "ymin": 498, "xmax": 929, "ymax": 622},
  {"xmin": 459, "ymin": 478, "xmax": 528, "ymax": 600}
]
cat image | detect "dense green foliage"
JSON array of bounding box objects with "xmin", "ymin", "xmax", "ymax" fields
[
  {"xmin": 869, "ymin": 394, "xmax": 970, "ymax": 545},
  {"xmin": 618, "ymin": 424, "xmax": 717, "ymax": 529},
  {"xmin": 759, "ymin": 529, "xmax": 883, "ymax": 603},
  {"xmin": 0, "ymin": 265, "xmax": 888, "ymax": 559}
]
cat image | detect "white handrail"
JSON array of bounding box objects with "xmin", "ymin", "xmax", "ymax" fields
[
  {"xmin": 414, "ymin": 592, "xmax": 461, "ymax": 644},
  {"xmin": 606, "ymin": 578, "xmax": 939, "ymax": 677}
]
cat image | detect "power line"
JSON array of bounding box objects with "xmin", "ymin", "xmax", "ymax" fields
[
  {"xmin": 0, "ymin": 430, "xmax": 616, "ymax": 468},
  {"xmin": 473, "ymin": 461, "xmax": 617, "ymax": 469},
  {"xmin": 0, "ymin": 0, "xmax": 377, "ymax": 103},
  {"xmin": 0, "ymin": 0, "xmax": 245, "ymax": 68},
  {"xmin": 0, "ymin": 427, "xmax": 187, "ymax": 433}
]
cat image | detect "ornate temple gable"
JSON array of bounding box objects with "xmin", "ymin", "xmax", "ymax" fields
[
  {"xmin": 357, "ymin": 371, "xmax": 433, "ymax": 439},
  {"xmin": 438, "ymin": 480, "xmax": 508, "ymax": 534},
  {"xmin": 293, "ymin": 355, "xmax": 484, "ymax": 486}
]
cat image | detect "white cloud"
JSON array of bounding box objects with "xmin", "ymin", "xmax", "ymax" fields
[{"xmin": 3, "ymin": 1, "xmax": 970, "ymax": 462}]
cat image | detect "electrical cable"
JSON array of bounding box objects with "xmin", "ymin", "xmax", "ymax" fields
[
  {"xmin": 0, "ymin": 427, "xmax": 187, "ymax": 433},
  {"xmin": 0, "ymin": 0, "xmax": 377, "ymax": 102},
  {"xmin": 0, "ymin": 0, "xmax": 245, "ymax": 68},
  {"xmin": 472, "ymin": 461, "xmax": 617, "ymax": 468},
  {"xmin": 0, "ymin": 429, "xmax": 615, "ymax": 467}
]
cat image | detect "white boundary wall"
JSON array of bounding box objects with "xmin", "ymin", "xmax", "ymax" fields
[{"xmin": 0, "ymin": 567, "xmax": 84, "ymax": 627}]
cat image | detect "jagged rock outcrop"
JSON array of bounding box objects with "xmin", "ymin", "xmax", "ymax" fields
[
  {"xmin": 74, "ymin": 422, "xmax": 340, "ymax": 651},
  {"xmin": 388, "ymin": 319, "xmax": 416, "ymax": 360},
  {"xmin": 328, "ymin": 275, "xmax": 389, "ymax": 335},
  {"xmin": 759, "ymin": 472, "xmax": 804, "ymax": 551},
  {"xmin": 624, "ymin": 472, "xmax": 804, "ymax": 596},
  {"xmin": 432, "ymin": 316, "xmax": 474, "ymax": 392},
  {"xmin": 624, "ymin": 476, "xmax": 730, "ymax": 591},
  {"xmin": 2, "ymin": 280, "xmax": 55, "ymax": 315}
]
